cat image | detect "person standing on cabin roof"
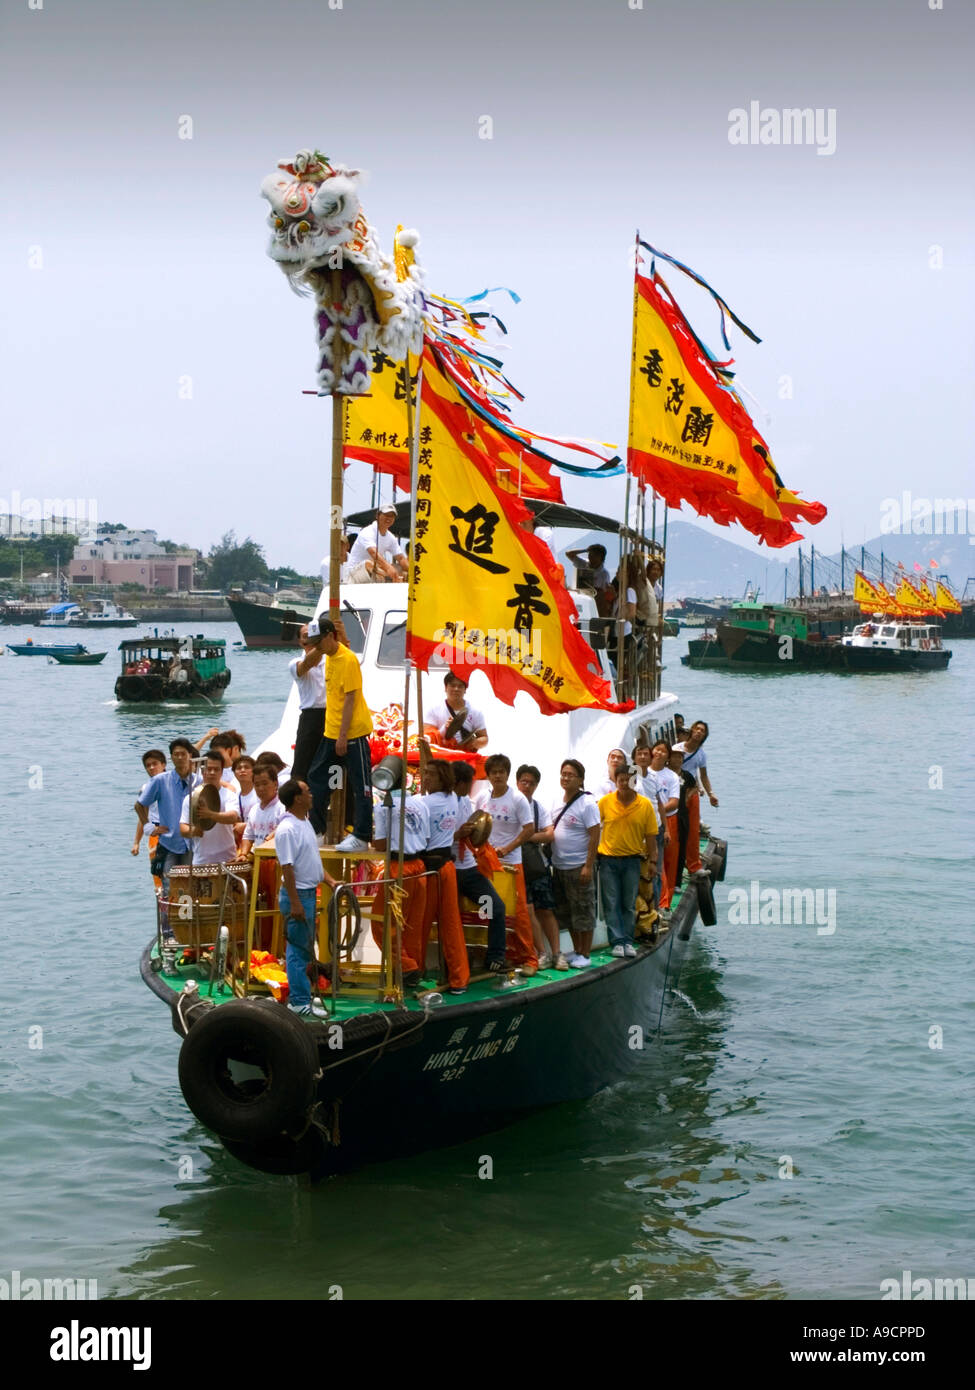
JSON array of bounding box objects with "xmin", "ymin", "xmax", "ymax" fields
[
  {"xmin": 597, "ymin": 762, "xmax": 658, "ymax": 958},
  {"xmin": 423, "ymin": 671, "xmax": 488, "ymax": 753},
  {"xmin": 289, "ymin": 622, "xmax": 327, "ymax": 782},
  {"xmin": 475, "ymin": 753, "xmax": 539, "ymax": 975},
  {"xmin": 347, "ymin": 504, "xmax": 408, "ymax": 582},
  {"xmin": 565, "ymin": 543, "xmax": 614, "ymax": 617},
  {"xmin": 275, "ymin": 778, "xmax": 338, "ymax": 1020},
  {"xmin": 307, "ymin": 617, "xmax": 374, "ymax": 852}
]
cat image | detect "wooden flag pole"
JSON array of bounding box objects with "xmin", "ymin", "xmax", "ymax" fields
[{"xmin": 328, "ymin": 269, "xmax": 346, "ymax": 621}]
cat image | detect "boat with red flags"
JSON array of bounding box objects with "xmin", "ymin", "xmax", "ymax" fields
[{"xmin": 137, "ymin": 155, "xmax": 850, "ymax": 1177}]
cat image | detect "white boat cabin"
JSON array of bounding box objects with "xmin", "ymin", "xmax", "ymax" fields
[
  {"xmin": 260, "ymin": 579, "xmax": 680, "ymax": 788},
  {"xmin": 842, "ymin": 618, "xmax": 944, "ymax": 652}
]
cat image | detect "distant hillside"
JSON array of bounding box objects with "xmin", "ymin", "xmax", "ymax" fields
[
  {"xmin": 564, "ymin": 510, "xmax": 974, "ymax": 602},
  {"xmin": 566, "ymin": 519, "xmax": 788, "ymax": 600}
]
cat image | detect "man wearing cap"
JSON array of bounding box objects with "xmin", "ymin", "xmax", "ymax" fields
[
  {"xmin": 347, "ymin": 505, "xmax": 407, "ymax": 582},
  {"xmin": 307, "ymin": 617, "xmax": 375, "ymax": 852}
]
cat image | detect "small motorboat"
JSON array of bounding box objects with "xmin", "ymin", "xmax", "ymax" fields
[
  {"xmin": 50, "ymin": 649, "xmax": 108, "ymax": 665},
  {"xmin": 7, "ymin": 642, "xmax": 87, "ymax": 657}
]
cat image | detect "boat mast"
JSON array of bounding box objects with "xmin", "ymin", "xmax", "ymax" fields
[{"xmin": 327, "ymin": 268, "xmax": 347, "ymax": 621}]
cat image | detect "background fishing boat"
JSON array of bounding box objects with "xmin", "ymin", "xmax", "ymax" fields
[
  {"xmin": 115, "ymin": 634, "xmax": 231, "ymax": 701},
  {"xmin": 7, "ymin": 641, "xmax": 87, "ymax": 657},
  {"xmin": 50, "ymin": 649, "xmax": 107, "ymax": 665}
]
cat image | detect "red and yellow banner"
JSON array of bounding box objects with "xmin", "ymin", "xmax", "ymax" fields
[
  {"xmin": 854, "ymin": 571, "xmax": 887, "ymax": 611},
  {"xmin": 934, "ymin": 580, "xmax": 962, "ymax": 614},
  {"xmin": 343, "ymin": 350, "xmax": 416, "ymax": 491},
  {"xmin": 408, "ymin": 349, "xmax": 629, "ymax": 715},
  {"xmin": 627, "ymin": 270, "xmax": 826, "ymax": 548}
]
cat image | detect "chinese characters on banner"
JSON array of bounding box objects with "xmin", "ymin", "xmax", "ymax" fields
[
  {"xmin": 408, "ymin": 351, "xmax": 630, "ymax": 715},
  {"xmin": 627, "ymin": 270, "xmax": 826, "ymax": 548},
  {"xmin": 342, "ymin": 349, "xmax": 417, "ymax": 491}
]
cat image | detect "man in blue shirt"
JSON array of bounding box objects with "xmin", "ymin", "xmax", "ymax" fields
[{"xmin": 135, "ymin": 737, "xmax": 198, "ymax": 936}]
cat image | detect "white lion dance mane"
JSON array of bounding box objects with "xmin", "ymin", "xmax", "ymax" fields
[{"xmin": 260, "ymin": 148, "xmax": 424, "ymax": 394}]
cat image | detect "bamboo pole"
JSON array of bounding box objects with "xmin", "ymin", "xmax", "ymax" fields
[{"xmin": 328, "ymin": 269, "xmax": 346, "ymax": 621}]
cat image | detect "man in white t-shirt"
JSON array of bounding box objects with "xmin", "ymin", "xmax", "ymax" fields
[
  {"xmin": 596, "ymin": 748, "xmax": 629, "ymax": 795},
  {"xmin": 566, "ymin": 543, "xmax": 615, "ymax": 617},
  {"xmin": 275, "ymin": 778, "xmax": 338, "ymax": 1018},
  {"xmin": 319, "ymin": 539, "xmax": 351, "ymax": 588},
  {"xmin": 449, "ymin": 762, "xmax": 508, "ymax": 972},
  {"xmin": 515, "ymin": 764, "xmax": 567, "ymax": 971},
  {"xmin": 423, "ymin": 671, "xmax": 488, "ymax": 753},
  {"xmin": 649, "ymin": 740, "xmax": 680, "ymax": 910},
  {"xmin": 372, "ymin": 790, "xmax": 430, "ymax": 987},
  {"xmin": 178, "ymin": 751, "xmax": 240, "ymax": 866},
  {"xmin": 475, "ymin": 753, "xmax": 538, "ymax": 972},
  {"xmin": 238, "ymin": 765, "xmax": 286, "ymax": 858},
  {"xmin": 549, "ymin": 757, "xmax": 601, "ymax": 967},
  {"xmin": 289, "ymin": 623, "xmax": 327, "ymax": 781},
  {"xmin": 347, "ymin": 504, "xmax": 407, "ymax": 582}
]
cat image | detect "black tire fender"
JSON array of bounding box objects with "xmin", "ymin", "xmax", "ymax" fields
[
  {"xmin": 708, "ymin": 838, "xmax": 728, "ymax": 883},
  {"xmin": 695, "ymin": 871, "xmax": 717, "ymax": 927},
  {"xmin": 119, "ymin": 675, "xmax": 145, "ymax": 701},
  {"xmin": 177, "ymin": 999, "xmax": 319, "ymax": 1144}
]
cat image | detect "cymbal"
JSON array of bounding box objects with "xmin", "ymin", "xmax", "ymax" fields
[
  {"xmin": 190, "ymin": 782, "xmax": 222, "ymax": 827},
  {"xmin": 466, "ymin": 809, "xmax": 493, "ymax": 848}
]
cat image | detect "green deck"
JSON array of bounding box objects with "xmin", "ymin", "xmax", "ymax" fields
[{"xmin": 150, "ymin": 872, "xmax": 697, "ymax": 1019}]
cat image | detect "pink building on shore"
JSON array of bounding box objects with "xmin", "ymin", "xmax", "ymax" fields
[{"xmin": 69, "ymin": 530, "xmax": 196, "ymax": 591}]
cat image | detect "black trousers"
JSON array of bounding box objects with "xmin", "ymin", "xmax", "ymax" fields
[
  {"xmin": 307, "ymin": 734, "xmax": 374, "ymax": 841},
  {"xmin": 292, "ymin": 707, "xmax": 325, "ymax": 782}
]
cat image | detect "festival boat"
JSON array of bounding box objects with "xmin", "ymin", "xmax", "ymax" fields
[
  {"xmin": 115, "ymin": 634, "xmax": 231, "ymax": 702},
  {"xmin": 137, "ymin": 147, "xmax": 838, "ymax": 1178},
  {"xmin": 141, "ymin": 579, "xmax": 725, "ymax": 1177},
  {"xmin": 682, "ymin": 601, "xmax": 952, "ymax": 672}
]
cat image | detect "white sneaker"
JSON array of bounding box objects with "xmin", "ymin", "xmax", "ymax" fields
[
  {"xmin": 611, "ymin": 944, "xmax": 626, "ymax": 958},
  {"xmin": 622, "ymin": 943, "xmax": 637, "ymax": 958},
  {"xmin": 554, "ymin": 953, "xmax": 570, "ymax": 971},
  {"xmin": 537, "ymin": 952, "xmax": 553, "ymax": 969},
  {"xmin": 335, "ymin": 834, "xmax": 368, "ymax": 852},
  {"xmin": 289, "ymin": 999, "xmax": 327, "ymax": 1019},
  {"xmin": 569, "ymin": 954, "xmax": 591, "ymax": 969}
]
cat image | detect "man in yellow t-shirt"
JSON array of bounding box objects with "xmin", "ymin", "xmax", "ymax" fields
[
  {"xmin": 307, "ymin": 618, "xmax": 374, "ymax": 851},
  {"xmin": 597, "ymin": 763, "xmax": 658, "ymax": 957}
]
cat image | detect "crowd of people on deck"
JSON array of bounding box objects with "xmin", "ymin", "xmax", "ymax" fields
[{"xmin": 130, "ymin": 623, "xmax": 717, "ymax": 1018}]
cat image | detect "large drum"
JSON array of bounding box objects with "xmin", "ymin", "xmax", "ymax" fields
[{"xmin": 168, "ymin": 864, "xmax": 248, "ymax": 945}]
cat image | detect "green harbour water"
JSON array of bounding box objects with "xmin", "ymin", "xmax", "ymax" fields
[{"xmin": 2, "ymin": 623, "xmax": 972, "ymax": 1301}]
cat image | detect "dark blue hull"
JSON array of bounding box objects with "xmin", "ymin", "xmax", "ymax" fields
[{"xmin": 310, "ymin": 933, "xmax": 687, "ymax": 1172}]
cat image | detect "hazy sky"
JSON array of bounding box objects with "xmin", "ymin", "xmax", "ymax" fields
[{"xmin": 2, "ymin": 0, "xmax": 972, "ymax": 572}]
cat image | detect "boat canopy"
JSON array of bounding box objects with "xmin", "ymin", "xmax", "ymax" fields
[
  {"xmin": 346, "ymin": 498, "xmax": 650, "ymax": 540},
  {"xmin": 45, "ymin": 602, "xmax": 81, "ymax": 614}
]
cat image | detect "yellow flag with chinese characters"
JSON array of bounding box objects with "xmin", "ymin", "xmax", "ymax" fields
[
  {"xmin": 627, "ymin": 270, "xmax": 826, "ymax": 547},
  {"xmin": 343, "ymin": 351, "xmax": 416, "ymax": 490},
  {"xmin": 934, "ymin": 580, "xmax": 962, "ymax": 614},
  {"xmin": 408, "ymin": 349, "xmax": 629, "ymax": 714}
]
